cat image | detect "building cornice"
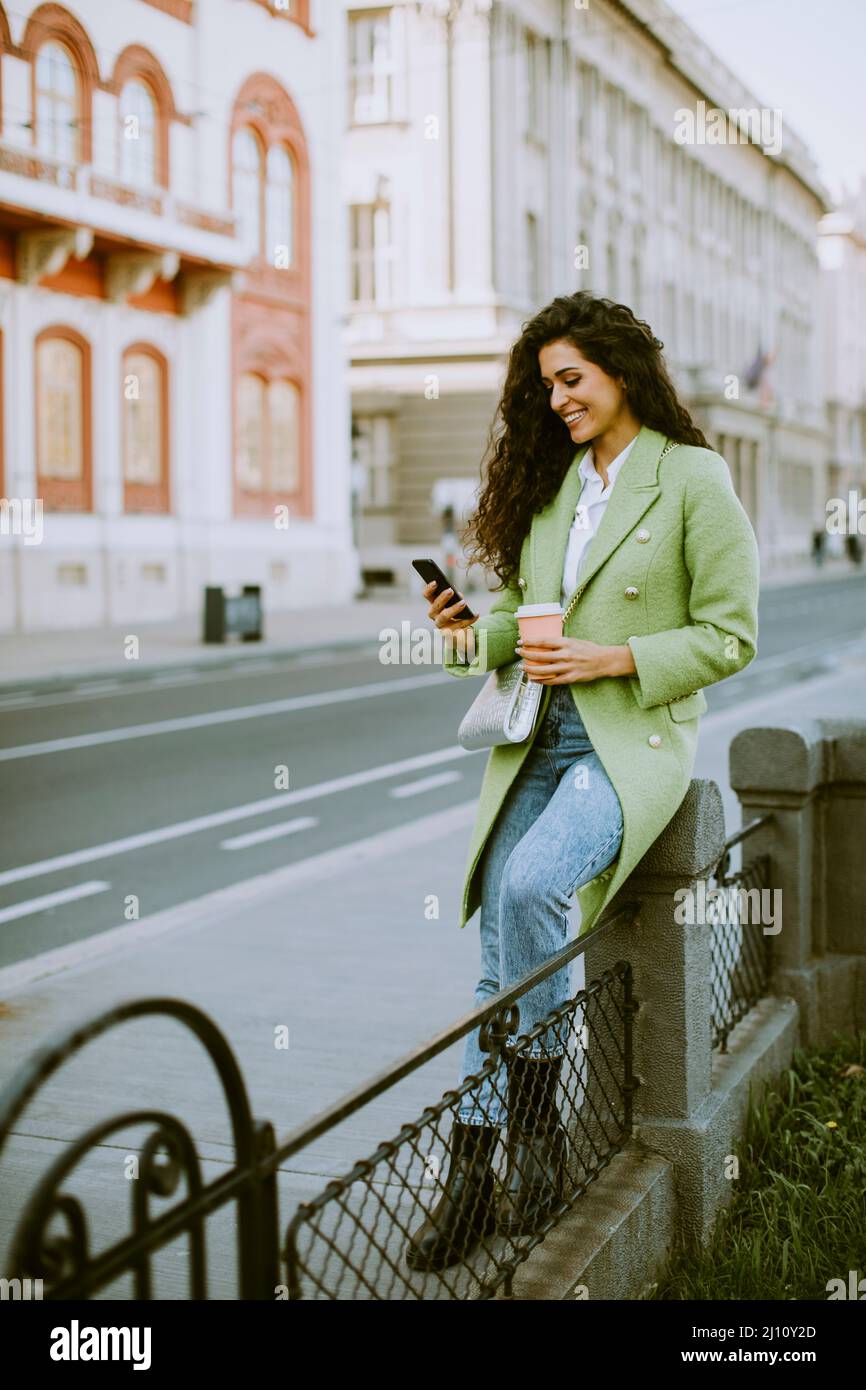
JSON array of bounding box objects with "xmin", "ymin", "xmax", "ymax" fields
[{"xmin": 605, "ymin": 0, "xmax": 832, "ymax": 212}]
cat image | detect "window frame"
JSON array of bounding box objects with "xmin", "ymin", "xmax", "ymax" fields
[
  {"xmin": 349, "ymin": 198, "xmax": 394, "ymax": 305},
  {"xmin": 35, "ymin": 325, "xmax": 92, "ymax": 513},
  {"xmin": 265, "ymin": 142, "xmax": 296, "ymax": 269},
  {"xmin": 348, "ymin": 7, "xmax": 395, "ymax": 126},
  {"xmin": 121, "ymin": 342, "xmax": 170, "ymax": 514},
  {"xmin": 235, "ymin": 370, "xmax": 303, "ymax": 502},
  {"xmin": 117, "ymin": 77, "xmax": 158, "ymax": 190},
  {"xmin": 22, "ymin": 6, "xmax": 100, "ymax": 165},
  {"xmin": 34, "ymin": 38, "xmax": 80, "ymax": 162},
  {"xmin": 232, "ymin": 125, "xmax": 266, "ymax": 263}
]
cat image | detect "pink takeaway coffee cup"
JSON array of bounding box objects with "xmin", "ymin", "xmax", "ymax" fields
[{"xmin": 516, "ymin": 602, "xmax": 563, "ymax": 647}]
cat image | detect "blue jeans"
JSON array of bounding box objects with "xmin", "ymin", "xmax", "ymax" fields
[{"xmin": 457, "ymin": 683, "xmax": 624, "ymax": 1127}]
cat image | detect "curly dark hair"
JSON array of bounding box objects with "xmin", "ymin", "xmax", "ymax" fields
[{"xmin": 459, "ymin": 292, "xmax": 710, "ymax": 590}]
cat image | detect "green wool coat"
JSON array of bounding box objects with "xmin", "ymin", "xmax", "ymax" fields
[{"xmin": 443, "ymin": 424, "xmax": 760, "ymax": 933}]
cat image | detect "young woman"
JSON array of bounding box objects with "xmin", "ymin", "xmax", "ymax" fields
[{"xmin": 406, "ymin": 292, "xmax": 759, "ymax": 1273}]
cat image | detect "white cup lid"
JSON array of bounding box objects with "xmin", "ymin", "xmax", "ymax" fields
[{"xmin": 516, "ymin": 603, "xmax": 563, "ymax": 617}]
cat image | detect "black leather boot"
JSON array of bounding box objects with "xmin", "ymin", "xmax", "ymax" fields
[
  {"xmin": 404, "ymin": 1119, "xmax": 500, "ymax": 1272},
  {"xmin": 496, "ymin": 1048, "xmax": 569, "ymax": 1237}
]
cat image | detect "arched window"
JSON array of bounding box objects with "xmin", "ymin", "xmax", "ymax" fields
[
  {"xmin": 36, "ymin": 328, "xmax": 91, "ymax": 511},
  {"xmin": 122, "ymin": 346, "xmax": 169, "ymax": 512},
  {"xmin": 236, "ymin": 374, "xmax": 301, "ymax": 496},
  {"xmin": 232, "ymin": 128, "xmax": 264, "ymax": 261},
  {"xmin": 119, "ymin": 79, "xmax": 157, "ymax": 188},
  {"xmin": 269, "ymin": 379, "xmax": 300, "ymax": 490},
  {"xmin": 236, "ymin": 373, "xmax": 267, "ymax": 489},
  {"xmin": 35, "ymin": 40, "xmax": 79, "ymax": 161},
  {"xmin": 266, "ymin": 145, "xmax": 295, "ymax": 268},
  {"xmin": 230, "ymin": 73, "xmax": 311, "ymax": 519}
]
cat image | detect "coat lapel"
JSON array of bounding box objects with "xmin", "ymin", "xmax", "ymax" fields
[{"xmin": 530, "ymin": 424, "xmax": 669, "ymax": 605}]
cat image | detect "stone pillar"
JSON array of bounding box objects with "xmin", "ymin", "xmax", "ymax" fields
[
  {"xmin": 730, "ymin": 719, "xmax": 866, "ymax": 1044},
  {"xmin": 810, "ymin": 719, "xmax": 866, "ymax": 956},
  {"xmin": 583, "ymin": 779, "xmax": 726, "ymax": 1238}
]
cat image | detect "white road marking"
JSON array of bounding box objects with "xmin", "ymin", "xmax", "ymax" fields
[
  {"xmin": 0, "ymin": 743, "xmax": 480, "ymax": 887},
  {"xmin": 389, "ymin": 771, "xmax": 463, "ymax": 798},
  {"xmin": 148, "ymin": 671, "xmax": 203, "ymax": 686},
  {"xmin": 73, "ymin": 680, "xmax": 121, "ymax": 695},
  {"xmin": 0, "ymin": 880, "xmax": 110, "ymax": 924},
  {"xmin": 0, "ymin": 802, "xmax": 479, "ymax": 995},
  {"xmin": 0, "ymin": 670, "xmax": 454, "ymax": 761},
  {"xmin": 0, "ymin": 695, "xmax": 36, "ymax": 711},
  {"xmin": 220, "ymin": 816, "xmax": 319, "ymax": 850}
]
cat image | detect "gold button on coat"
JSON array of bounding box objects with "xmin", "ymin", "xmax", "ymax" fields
[
  {"xmin": 648, "ymin": 734, "xmax": 662, "ymax": 748},
  {"xmin": 518, "ymin": 577, "xmax": 527, "ymax": 589},
  {"xmin": 624, "ymin": 586, "xmax": 639, "ymax": 599},
  {"xmin": 636, "ymin": 528, "xmax": 650, "ymax": 542}
]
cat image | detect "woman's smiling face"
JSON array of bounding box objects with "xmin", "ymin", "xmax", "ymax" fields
[{"xmin": 538, "ymin": 339, "xmax": 628, "ymax": 443}]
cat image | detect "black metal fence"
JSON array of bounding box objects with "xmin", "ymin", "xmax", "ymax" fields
[
  {"xmin": 0, "ymin": 820, "xmax": 775, "ymax": 1301},
  {"xmin": 283, "ymin": 932, "xmax": 637, "ymax": 1299},
  {"xmin": 707, "ymin": 815, "xmax": 774, "ymax": 1053}
]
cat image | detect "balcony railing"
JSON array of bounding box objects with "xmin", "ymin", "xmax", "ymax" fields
[{"xmin": 0, "ymin": 140, "xmax": 237, "ymax": 244}]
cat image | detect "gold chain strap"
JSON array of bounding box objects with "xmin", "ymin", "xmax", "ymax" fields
[{"xmin": 560, "ymin": 439, "xmax": 680, "ymax": 624}]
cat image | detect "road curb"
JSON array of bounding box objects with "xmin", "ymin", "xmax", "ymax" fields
[{"xmin": 0, "ymin": 631, "xmax": 386, "ymax": 697}]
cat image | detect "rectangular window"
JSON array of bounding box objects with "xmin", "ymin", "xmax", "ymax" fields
[
  {"xmin": 606, "ymin": 241, "xmax": 617, "ymax": 298},
  {"xmin": 684, "ymin": 292, "xmax": 695, "ymax": 357},
  {"xmin": 605, "ymin": 86, "xmax": 618, "ymax": 166},
  {"xmin": 664, "ymin": 282, "xmax": 676, "ymax": 343},
  {"xmin": 630, "ymin": 105, "xmax": 644, "ymax": 174},
  {"xmin": 353, "ymin": 414, "xmax": 394, "ymax": 510},
  {"xmin": 703, "ymin": 300, "xmax": 714, "ymax": 362},
  {"xmin": 349, "ymin": 9, "xmax": 394, "ymax": 124},
  {"xmin": 524, "ymin": 31, "xmax": 547, "ymax": 137},
  {"xmin": 526, "ymin": 211, "xmax": 541, "ymax": 304},
  {"xmin": 349, "ymin": 202, "xmax": 394, "ymax": 304},
  {"xmin": 577, "ymin": 64, "xmax": 588, "ymax": 148}
]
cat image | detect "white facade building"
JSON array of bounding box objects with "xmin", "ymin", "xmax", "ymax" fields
[
  {"xmin": 0, "ymin": 0, "xmax": 354, "ymax": 634},
  {"xmin": 343, "ymin": 0, "xmax": 831, "ymax": 587},
  {"xmin": 819, "ymin": 181, "xmax": 866, "ymax": 523}
]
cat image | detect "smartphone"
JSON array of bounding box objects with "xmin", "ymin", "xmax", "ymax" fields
[{"xmin": 412, "ymin": 558, "xmax": 478, "ymax": 622}]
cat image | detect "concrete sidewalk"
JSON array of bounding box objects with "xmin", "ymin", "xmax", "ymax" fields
[
  {"xmin": 0, "ymin": 801, "xmax": 484, "ymax": 1298},
  {"xmin": 0, "ymin": 556, "xmax": 861, "ymax": 692}
]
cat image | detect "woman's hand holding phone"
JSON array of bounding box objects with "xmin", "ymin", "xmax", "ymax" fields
[{"xmin": 423, "ymin": 580, "xmax": 478, "ymax": 662}]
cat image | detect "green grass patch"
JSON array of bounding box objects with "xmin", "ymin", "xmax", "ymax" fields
[{"xmin": 646, "ymin": 1030, "xmax": 866, "ymax": 1300}]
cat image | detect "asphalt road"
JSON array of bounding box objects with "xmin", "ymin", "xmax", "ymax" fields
[{"xmin": 1, "ymin": 573, "xmax": 864, "ymax": 970}]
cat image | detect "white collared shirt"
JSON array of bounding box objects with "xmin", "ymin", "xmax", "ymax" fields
[{"xmin": 560, "ymin": 435, "xmax": 638, "ymax": 607}]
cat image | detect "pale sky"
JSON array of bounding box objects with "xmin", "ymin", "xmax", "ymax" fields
[{"xmin": 665, "ymin": 0, "xmax": 866, "ymax": 205}]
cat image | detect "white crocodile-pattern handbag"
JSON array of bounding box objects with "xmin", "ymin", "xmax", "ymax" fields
[
  {"xmin": 457, "ymin": 585, "xmax": 583, "ymax": 751},
  {"xmin": 457, "ymin": 440, "xmax": 680, "ymax": 751}
]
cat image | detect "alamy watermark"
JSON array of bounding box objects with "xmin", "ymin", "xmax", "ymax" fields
[
  {"xmin": 825, "ymin": 491, "xmax": 866, "ymax": 534},
  {"xmin": 673, "ymin": 100, "xmax": 783, "ymax": 156},
  {"xmin": 674, "ymin": 879, "xmax": 781, "ymax": 935},
  {"xmin": 379, "ymin": 621, "xmax": 487, "ymax": 666},
  {"xmin": 0, "ymin": 497, "xmax": 43, "ymax": 545},
  {"xmin": 0, "ymin": 1276, "xmax": 44, "ymax": 1299}
]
